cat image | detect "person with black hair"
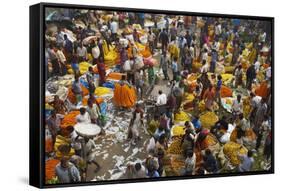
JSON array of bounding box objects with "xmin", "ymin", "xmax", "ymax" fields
[
  {"xmin": 184, "ymin": 150, "xmax": 196, "ymax": 175},
  {"xmin": 134, "ymin": 162, "xmax": 147, "ymax": 178},
  {"xmin": 56, "ymin": 45, "xmax": 67, "ymax": 75},
  {"xmin": 97, "ymin": 56, "xmax": 106, "ymax": 86},
  {"xmin": 210, "ymin": 49, "xmax": 218, "ymax": 73},
  {"xmin": 246, "ymin": 64, "xmax": 256, "ymax": 90},
  {"xmin": 215, "ymin": 74, "xmax": 222, "ymax": 106},
  {"xmin": 77, "ymin": 42, "xmax": 88, "ymax": 62},
  {"xmin": 160, "ymin": 51, "xmax": 169, "ymax": 80},
  {"xmin": 156, "ymin": 90, "xmax": 167, "ymax": 106},
  {"xmin": 232, "ymin": 94, "xmax": 243, "ymax": 120},
  {"xmin": 159, "ymin": 28, "xmax": 169, "ymax": 53},
  {"xmin": 263, "ymin": 130, "xmax": 272, "ymax": 163},
  {"xmin": 86, "ymin": 99, "xmax": 100, "ymax": 124},
  {"xmin": 47, "ymin": 44, "xmax": 61, "ymax": 76},
  {"xmin": 72, "ymin": 75, "xmax": 83, "ymax": 104},
  {"xmin": 46, "ymin": 111, "xmax": 63, "ymax": 143},
  {"xmin": 86, "ymin": 66, "xmax": 96, "ymax": 96},
  {"xmin": 193, "ymin": 85, "xmax": 201, "ymax": 115},
  {"xmin": 148, "ymin": 28, "xmax": 156, "ymax": 54},
  {"xmin": 238, "ymin": 150, "xmax": 254, "ymax": 172},
  {"xmin": 234, "ymin": 64, "xmax": 243, "ymax": 88},
  {"xmin": 155, "ymin": 134, "xmax": 167, "ymax": 156},
  {"xmin": 203, "ymin": 85, "xmax": 215, "ymax": 111},
  {"xmin": 181, "ymin": 128, "xmax": 195, "ymax": 157},
  {"xmin": 83, "ymin": 137, "xmax": 101, "ymax": 173},
  {"xmin": 156, "ymin": 148, "xmax": 165, "ymax": 176},
  {"xmin": 64, "ymin": 34, "xmax": 73, "ymax": 60},
  {"xmin": 55, "ymin": 156, "xmax": 81, "ymax": 183},
  {"xmin": 76, "ymin": 107, "xmax": 91, "ymax": 124},
  {"xmin": 171, "ymin": 57, "xmax": 179, "ymax": 81},
  {"xmin": 51, "ymin": 95, "xmax": 67, "ymax": 115},
  {"xmin": 128, "ymin": 103, "xmax": 144, "ymax": 145},
  {"xmin": 203, "ymin": 149, "xmax": 218, "ymax": 173}
]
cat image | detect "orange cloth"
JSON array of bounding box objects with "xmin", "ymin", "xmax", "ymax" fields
[
  {"xmin": 113, "ymin": 83, "xmax": 137, "ymax": 108},
  {"xmin": 255, "ymin": 81, "xmax": 269, "ymax": 98}
]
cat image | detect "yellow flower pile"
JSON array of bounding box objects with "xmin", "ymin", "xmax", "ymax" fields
[
  {"xmin": 199, "ymin": 111, "xmax": 219, "ymax": 129},
  {"xmin": 187, "ymin": 74, "xmax": 198, "ymax": 82},
  {"xmin": 167, "ymin": 138, "xmax": 183, "ymax": 155},
  {"xmin": 186, "ymin": 94, "xmax": 195, "ymax": 102},
  {"xmin": 174, "ymin": 111, "xmax": 190, "ymax": 123},
  {"xmin": 199, "ymin": 100, "xmax": 206, "ymax": 112},
  {"xmin": 221, "ymin": 74, "xmax": 234, "ymax": 84},
  {"xmin": 172, "ymin": 126, "xmax": 185, "ymax": 137},
  {"xmin": 223, "ymin": 141, "xmax": 248, "ymax": 166},
  {"xmin": 79, "ymin": 61, "xmax": 92, "ymax": 75},
  {"xmin": 94, "ymin": 87, "xmax": 112, "ymax": 96}
]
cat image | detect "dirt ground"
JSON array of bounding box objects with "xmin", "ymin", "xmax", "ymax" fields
[{"xmin": 86, "ymin": 51, "xmax": 172, "ymax": 181}]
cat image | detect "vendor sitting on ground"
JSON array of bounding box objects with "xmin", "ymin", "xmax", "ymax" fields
[{"xmin": 76, "ymin": 107, "xmax": 91, "ymax": 123}]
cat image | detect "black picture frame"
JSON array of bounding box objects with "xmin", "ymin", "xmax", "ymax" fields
[{"xmin": 30, "ymin": 2, "xmax": 274, "ymax": 188}]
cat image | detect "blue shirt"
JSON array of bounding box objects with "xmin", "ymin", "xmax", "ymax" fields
[
  {"xmin": 211, "ymin": 51, "xmax": 218, "ymax": 63},
  {"xmin": 147, "ymin": 170, "xmax": 160, "ymax": 178},
  {"xmin": 72, "ymin": 81, "xmax": 82, "ymax": 94},
  {"xmin": 217, "ymin": 79, "xmax": 222, "ymax": 90},
  {"xmin": 172, "ymin": 61, "xmax": 178, "ymax": 73},
  {"xmin": 192, "ymin": 119, "xmax": 201, "ymax": 129},
  {"xmin": 65, "ymin": 39, "xmax": 73, "ymax": 53}
]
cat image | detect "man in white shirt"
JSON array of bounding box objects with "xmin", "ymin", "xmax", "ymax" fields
[
  {"xmin": 266, "ymin": 66, "xmax": 271, "ymax": 80},
  {"xmin": 232, "ymin": 94, "xmax": 243, "ymax": 118},
  {"xmin": 215, "ymin": 23, "xmax": 222, "ymax": 36},
  {"xmin": 185, "ymin": 150, "xmax": 196, "ymax": 175},
  {"xmin": 76, "ymin": 107, "xmax": 91, "ymax": 123},
  {"xmin": 55, "ymin": 157, "xmax": 81, "ymax": 183},
  {"xmin": 202, "ymin": 48, "xmax": 209, "ymax": 62},
  {"xmin": 77, "ymin": 43, "xmax": 88, "ymax": 62},
  {"xmin": 83, "ymin": 137, "xmax": 101, "ymax": 172},
  {"xmin": 148, "ymin": 28, "xmax": 156, "ymax": 54},
  {"xmin": 110, "ymin": 19, "xmax": 118, "ymax": 41},
  {"xmin": 254, "ymin": 60, "xmax": 261, "ymax": 72},
  {"xmin": 200, "ymin": 60, "xmax": 209, "ymax": 73},
  {"xmin": 91, "ymin": 43, "xmax": 100, "ymax": 60},
  {"xmin": 156, "ymin": 90, "xmax": 167, "ymax": 106},
  {"xmin": 250, "ymin": 92, "xmax": 261, "ymax": 110}
]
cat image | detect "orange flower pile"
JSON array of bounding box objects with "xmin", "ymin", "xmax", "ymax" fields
[
  {"xmin": 106, "ymin": 72, "xmax": 124, "ymax": 81},
  {"xmin": 255, "ymin": 81, "xmax": 269, "ymax": 98},
  {"xmin": 200, "ymin": 134, "xmax": 218, "ymax": 150},
  {"xmin": 45, "ymin": 138, "xmax": 53, "ymax": 153},
  {"xmin": 113, "ymin": 83, "xmax": 137, "ymax": 108},
  {"xmin": 230, "ymin": 128, "xmax": 257, "ymax": 142},
  {"xmin": 220, "ymin": 85, "xmax": 233, "ymax": 98},
  {"xmin": 60, "ymin": 111, "xmax": 80, "ymax": 129},
  {"xmin": 139, "ymin": 45, "xmax": 152, "ymax": 58},
  {"xmin": 45, "ymin": 159, "xmax": 60, "ymax": 181}
]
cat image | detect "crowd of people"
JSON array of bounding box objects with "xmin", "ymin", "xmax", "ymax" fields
[{"xmin": 44, "ymin": 8, "xmax": 272, "ymax": 184}]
